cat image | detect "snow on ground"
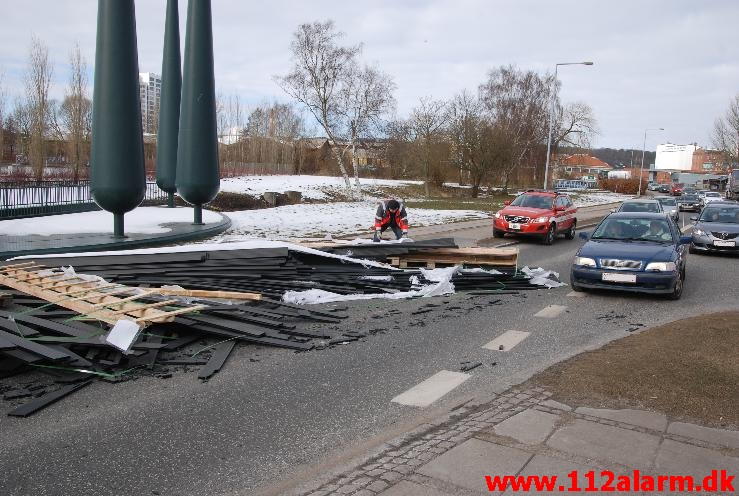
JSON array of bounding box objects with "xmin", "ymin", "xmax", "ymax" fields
[
  {"xmin": 219, "ymin": 175, "xmax": 422, "ymax": 200},
  {"xmin": 216, "ymin": 201, "xmax": 489, "ymax": 241},
  {"xmin": 0, "ymin": 207, "xmax": 222, "ymax": 236},
  {"xmin": 569, "ymin": 191, "xmax": 634, "ymax": 207}
]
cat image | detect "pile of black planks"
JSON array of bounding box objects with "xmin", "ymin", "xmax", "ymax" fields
[{"xmin": 0, "ymin": 287, "xmax": 349, "ymax": 416}]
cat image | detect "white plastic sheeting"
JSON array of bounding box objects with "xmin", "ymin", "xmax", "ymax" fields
[{"xmin": 520, "ymin": 266, "xmax": 566, "ymax": 288}]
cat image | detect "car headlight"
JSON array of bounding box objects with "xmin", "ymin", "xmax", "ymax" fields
[
  {"xmin": 533, "ymin": 216, "xmax": 550, "ymax": 223},
  {"xmin": 573, "ymin": 256, "xmax": 596, "ymax": 267},
  {"xmin": 693, "ymin": 228, "xmax": 707, "ymax": 237},
  {"xmin": 494, "ymin": 212, "xmax": 501, "ymax": 219},
  {"xmin": 645, "ymin": 262, "xmax": 677, "ymax": 272}
]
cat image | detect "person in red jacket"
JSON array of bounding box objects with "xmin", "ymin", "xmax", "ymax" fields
[{"xmin": 373, "ymin": 199, "xmax": 409, "ymax": 242}]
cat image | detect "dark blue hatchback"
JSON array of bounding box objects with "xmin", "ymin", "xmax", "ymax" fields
[{"xmin": 570, "ymin": 212, "xmax": 691, "ymax": 299}]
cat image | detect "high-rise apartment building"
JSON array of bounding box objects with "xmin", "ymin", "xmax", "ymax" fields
[{"xmin": 139, "ymin": 72, "xmax": 161, "ymax": 134}]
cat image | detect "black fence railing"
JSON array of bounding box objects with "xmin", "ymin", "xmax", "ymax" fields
[{"xmin": 0, "ymin": 180, "xmax": 169, "ymax": 220}]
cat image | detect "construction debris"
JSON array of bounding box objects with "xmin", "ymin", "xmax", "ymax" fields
[{"xmin": 0, "ymin": 239, "xmax": 557, "ymax": 417}]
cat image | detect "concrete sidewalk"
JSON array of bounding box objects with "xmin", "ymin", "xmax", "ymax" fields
[{"xmin": 301, "ymin": 387, "xmax": 739, "ymax": 495}]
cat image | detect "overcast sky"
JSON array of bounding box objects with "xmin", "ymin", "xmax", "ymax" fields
[{"xmin": 2, "ymin": 0, "xmax": 737, "ymax": 150}]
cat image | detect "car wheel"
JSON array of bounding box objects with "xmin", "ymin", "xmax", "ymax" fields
[
  {"xmin": 688, "ymin": 243, "xmax": 698, "ymax": 255},
  {"xmin": 668, "ymin": 270, "xmax": 684, "ymax": 300},
  {"xmin": 542, "ymin": 224, "xmax": 556, "ymax": 245},
  {"xmin": 493, "ymin": 229, "xmax": 505, "ymax": 238},
  {"xmin": 564, "ymin": 221, "xmax": 577, "ymax": 240},
  {"xmin": 570, "ymin": 281, "xmax": 585, "ymax": 292}
]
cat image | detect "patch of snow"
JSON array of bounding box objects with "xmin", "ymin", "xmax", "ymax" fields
[
  {"xmin": 571, "ymin": 191, "xmax": 633, "ymax": 207},
  {"xmin": 0, "ymin": 207, "xmax": 222, "ymax": 236},
  {"xmin": 216, "ymin": 201, "xmax": 488, "ymax": 240},
  {"xmin": 220, "ymin": 175, "xmax": 422, "ymax": 201}
]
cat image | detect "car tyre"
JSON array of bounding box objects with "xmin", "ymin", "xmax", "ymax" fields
[
  {"xmin": 688, "ymin": 243, "xmax": 698, "ymax": 255},
  {"xmin": 493, "ymin": 229, "xmax": 505, "ymax": 238},
  {"xmin": 542, "ymin": 223, "xmax": 556, "ymax": 245},
  {"xmin": 564, "ymin": 221, "xmax": 577, "ymax": 240},
  {"xmin": 668, "ymin": 269, "xmax": 684, "ymax": 300}
]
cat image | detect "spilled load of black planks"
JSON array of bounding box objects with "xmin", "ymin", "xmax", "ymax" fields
[{"xmin": 0, "ymin": 239, "xmax": 548, "ymax": 417}]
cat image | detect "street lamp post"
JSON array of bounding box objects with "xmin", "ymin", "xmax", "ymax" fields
[
  {"xmin": 638, "ymin": 127, "xmax": 664, "ymax": 197},
  {"xmin": 543, "ymin": 61, "xmax": 593, "ymax": 190}
]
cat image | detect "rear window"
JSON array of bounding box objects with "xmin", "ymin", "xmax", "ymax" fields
[
  {"xmin": 706, "ymin": 192, "xmax": 721, "ymax": 197},
  {"xmin": 510, "ymin": 194, "xmax": 553, "ymax": 209},
  {"xmin": 681, "ymin": 195, "xmax": 698, "ymax": 200},
  {"xmin": 620, "ymin": 202, "xmax": 660, "ymax": 213},
  {"xmin": 657, "ymin": 198, "xmax": 676, "ymax": 206}
]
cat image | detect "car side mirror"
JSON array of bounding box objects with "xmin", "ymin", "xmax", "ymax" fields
[
  {"xmin": 578, "ymin": 231, "xmax": 590, "ymax": 240},
  {"xmin": 690, "ymin": 216, "xmax": 698, "ymax": 221},
  {"xmin": 503, "ymin": 200, "xmax": 511, "ymax": 206},
  {"xmin": 679, "ymin": 235, "xmax": 692, "ymax": 245}
]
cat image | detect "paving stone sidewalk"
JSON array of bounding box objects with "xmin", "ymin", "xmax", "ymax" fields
[{"xmin": 303, "ymin": 388, "xmax": 739, "ymax": 495}]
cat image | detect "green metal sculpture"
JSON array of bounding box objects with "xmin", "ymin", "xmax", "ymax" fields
[
  {"xmin": 156, "ymin": 0, "xmax": 181, "ymax": 208},
  {"xmin": 90, "ymin": 0, "xmax": 146, "ymax": 237},
  {"xmin": 176, "ymin": 0, "xmax": 220, "ymax": 224}
]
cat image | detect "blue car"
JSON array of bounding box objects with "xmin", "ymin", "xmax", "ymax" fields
[{"xmin": 570, "ymin": 212, "xmax": 691, "ymax": 299}]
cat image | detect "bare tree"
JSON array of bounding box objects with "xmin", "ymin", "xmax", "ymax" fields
[
  {"xmin": 25, "ymin": 36, "xmax": 54, "ymax": 180},
  {"xmin": 275, "ymin": 20, "xmax": 360, "ymax": 189},
  {"xmin": 712, "ymin": 94, "xmax": 739, "ymax": 164},
  {"xmin": 409, "ymin": 96, "xmax": 447, "ymax": 196},
  {"xmin": 553, "ymin": 101, "xmax": 598, "ymax": 151},
  {"xmin": 340, "ymin": 64, "xmax": 396, "ymax": 188},
  {"xmin": 57, "ymin": 43, "xmax": 91, "ymax": 181},
  {"xmin": 12, "ymin": 98, "xmax": 32, "ymax": 163},
  {"xmin": 246, "ymin": 101, "xmax": 305, "ymax": 140},
  {"xmin": 0, "ymin": 71, "xmax": 6, "ymax": 163},
  {"xmin": 480, "ymin": 65, "xmax": 551, "ymax": 191}
]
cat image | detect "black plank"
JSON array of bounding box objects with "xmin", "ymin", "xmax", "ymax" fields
[
  {"xmin": 197, "ymin": 341, "xmax": 236, "ymax": 379},
  {"xmin": 7, "ymin": 380, "xmax": 93, "ymax": 417},
  {"xmin": 0, "ymin": 329, "xmax": 71, "ymax": 361}
]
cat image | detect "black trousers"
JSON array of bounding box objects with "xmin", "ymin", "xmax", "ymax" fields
[{"xmin": 379, "ymin": 224, "xmax": 403, "ymax": 239}]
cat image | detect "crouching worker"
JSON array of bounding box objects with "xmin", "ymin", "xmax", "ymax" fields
[{"xmin": 373, "ymin": 199, "xmax": 409, "ymax": 242}]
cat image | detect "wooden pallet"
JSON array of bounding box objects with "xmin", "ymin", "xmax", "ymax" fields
[
  {"xmin": 387, "ymin": 247, "xmax": 518, "ymax": 269},
  {"xmin": 0, "ymin": 262, "xmax": 208, "ymax": 327}
]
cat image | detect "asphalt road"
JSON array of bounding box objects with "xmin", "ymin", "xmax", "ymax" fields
[{"xmin": 1, "ymin": 205, "xmax": 736, "ymax": 496}]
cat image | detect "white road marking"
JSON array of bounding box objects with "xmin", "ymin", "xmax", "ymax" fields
[
  {"xmin": 391, "ymin": 370, "xmax": 471, "ymax": 407},
  {"xmin": 566, "ymin": 291, "xmax": 586, "ymax": 298},
  {"xmin": 482, "ymin": 330, "xmax": 530, "ymax": 352},
  {"xmin": 534, "ymin": 304, "xmax": 567, "ymax": 318}
]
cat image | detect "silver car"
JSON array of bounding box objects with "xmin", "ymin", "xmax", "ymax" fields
[
  {"xmin": 700, "ymin": 191, "xmax": 723, "ymax": 208},
  {"xmin": 654, "ymin": 196, "xmax": 679, "ymax": 222},
  {"xmin": 690, "ymin": 202, "xmax": 739, "ymax": 254}
]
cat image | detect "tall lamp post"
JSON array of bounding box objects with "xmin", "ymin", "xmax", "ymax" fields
[
  {"xmin": 638, "ymin": 127, "xmax": 664, "ymax": 197},
  {"xmin": 543, "ymin": 61, "xmax": 594, "ymax": 189}
]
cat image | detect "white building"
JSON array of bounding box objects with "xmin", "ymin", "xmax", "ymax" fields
[{"xmin": 139, "ymin": 72, "xmax": 161, "ymax": 135}]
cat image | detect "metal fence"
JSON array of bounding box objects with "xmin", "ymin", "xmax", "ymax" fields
[{"xmin": 0, "ymin": 180, "xmax": 169, "ymax": 220}]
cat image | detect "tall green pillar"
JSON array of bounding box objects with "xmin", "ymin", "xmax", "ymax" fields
[
  {"xmin": 156, "ymin": 0, "xmax": 181, "ymax": 208},
  {"xmin": 176, "ymin": 0, "xmax": 220, "ymax": 225},
  {"xmin": 90, "ymin": 0, "xmax": 146, "ymax": 237}
]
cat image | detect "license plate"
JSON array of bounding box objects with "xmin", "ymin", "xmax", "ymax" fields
[
  {"xmin": 602, "ymin": 272, "xmax": 636, "ymax": 283},
  {"xmin": 713, "ymin": 240, "xmax": 735, "ymax": 247},
  {"xmin": 509, "ymin": 223, "xmax": 521, "ymax": 230}
]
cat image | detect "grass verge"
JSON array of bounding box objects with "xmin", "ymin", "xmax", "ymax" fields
[{"xmin": 526, "ymin": 311, "xmax": 739, "ymax": 428}]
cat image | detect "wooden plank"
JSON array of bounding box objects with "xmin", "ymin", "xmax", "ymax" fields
[
  {"xmin": 152, "ymin": 288, "xmax": 262, "ymax": 301},
  {"xmin": 8, "ymin": 380, "xmax": 93, "ymax": 417},
  {"xmin": 197, "ymin": 340, "xmax": 236, "ymax": 379}
]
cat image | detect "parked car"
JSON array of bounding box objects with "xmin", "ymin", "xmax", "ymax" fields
[
  {"xmin": 654, "ymin": 196, "xmax": 679, "ymax": 222},
  {"xmin": 677, "ymin": 193, "xmax": 701, "ymax": 212},
  {"xmin": 647, "ymin": 182, "xmax": 659, "ymax": 191},
  {"xmin": 492, "ymin": 190, "xmax": 577, "ymax": 245},
  {"xmin": 700, "ymin": 191, "xmax": 723, "ymax": 208},
  {"xmin": 689, "ymin": 202, "xmax": 739, "ymax": 255},
  {"xmin": 670, "ymin": 183, "xmax": 684, "ymax": 196},
  {"xmin": 614, "ymin": 199, "xmax": 664, "ymax": 214},
  {"xmin": 571, "ymin": 212, "xmax": 690, "ymax": 299},
  {"xmin": 657, "ymin": 184, "xmax": 671, "ymax": 194}
]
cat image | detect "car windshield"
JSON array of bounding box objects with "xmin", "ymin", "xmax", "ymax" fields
[
  {"xmin": 699, "ymin": 207, "xmax": 739, "ymax": 223},
  {"xmin": 510, "ymin": 194, "xmax": 553, "ymax": 209},
  {"xmin": 681, "ymin": 194, "xmax": 698, "ymax": 200},
  {"xmin": 592, "ymin": 218, "xmax": 674, "ymax": 243},
  {"xmin": 706, "ymin": 192, "xmax": 721, "ymax": 197},
  {"xmin": 619, "ymin": 202, "xmax": 660, "ymax": 213},
  {"xmin": 657, "ymin": 198, "xmax": 676, "ymax": 207}
]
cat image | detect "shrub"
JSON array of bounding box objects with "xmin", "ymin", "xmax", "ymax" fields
[{"xmin": 598, "ymin": 178, "xmax": 646, "ymax": 195}]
